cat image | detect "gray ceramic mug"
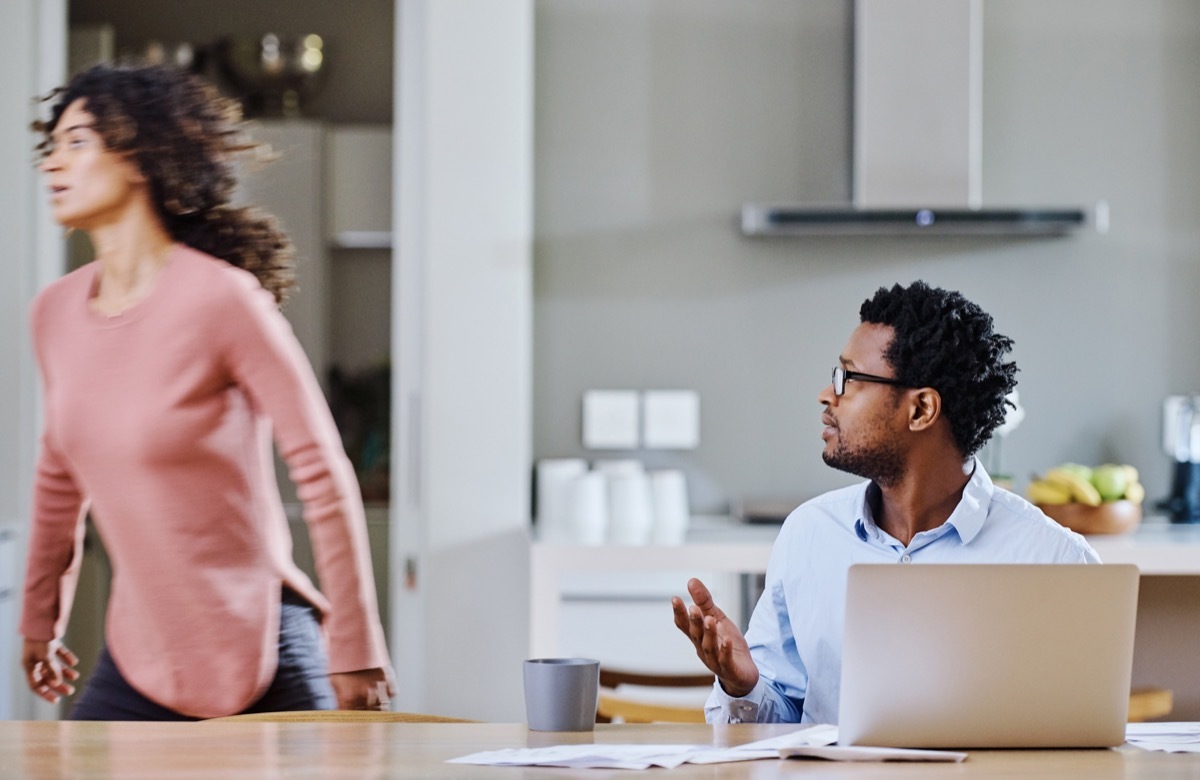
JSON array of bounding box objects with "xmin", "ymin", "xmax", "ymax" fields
[{"xmin": 523, "ymin": 658, "xmax": 600, "ymax": 731}]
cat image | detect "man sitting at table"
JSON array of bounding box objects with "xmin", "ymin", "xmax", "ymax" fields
[{"xmin": 671, "ymin": 281, "xmax": 1099, "ymax": 725}]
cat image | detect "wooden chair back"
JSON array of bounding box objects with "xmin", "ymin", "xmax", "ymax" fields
[
  {"xmin": 1128, "ymin": 687, "xmax": 1173, "ymax": 722},
  {"xmin": 595, "ymin": 667, "xmax": 713, "ymax": 724}
]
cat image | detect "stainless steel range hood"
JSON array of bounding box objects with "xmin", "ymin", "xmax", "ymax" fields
[
  {"xmin": 742, "ymin": 205, "xmax": 1092, "ymax": 237},
  {"xmin": 742, "ymin": 0, "xmax": 1098, "ymax": 238}
]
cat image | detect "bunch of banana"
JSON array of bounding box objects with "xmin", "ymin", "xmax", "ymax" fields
[{"xmin": 1026, "ymin": 462, "xmax": 1145, "ymax": 506}]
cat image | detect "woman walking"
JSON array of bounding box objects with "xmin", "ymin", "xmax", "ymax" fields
[{"xmin": 19, "ymin": 61, "xmax": 392, "ymax": 720}]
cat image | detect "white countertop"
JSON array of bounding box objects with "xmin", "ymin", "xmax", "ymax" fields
[
  {"xmin": 531, "ymin": 514, "xmax": 1200, "ymax": 574},
  {"xmin": 1083, "ymin": 516, "xmax": 1200, "ymax": 574}
]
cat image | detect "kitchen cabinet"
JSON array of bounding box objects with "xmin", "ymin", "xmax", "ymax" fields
[
  {"xmin": 555, "ymin": 568, "xmax": 741, "ymax": 676},
  {"xmin": 326, "ymin": 126, "xmax": 392, "ymax": 249},
  {"xmin": 236, "ymin": 121, "xmax": 395, "ymax": 376},
  {"xmin": 530, "ymin": 518, "xmax": 780, "ymax": 666},
  {"xmin": 324, "ymin": 128, "xmax": 393, "ymax": 416}
]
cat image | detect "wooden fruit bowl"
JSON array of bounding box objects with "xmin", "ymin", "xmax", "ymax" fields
[{"xmin": 1037, "ymin": 500, "xmax": 1142, "ymax": 535}]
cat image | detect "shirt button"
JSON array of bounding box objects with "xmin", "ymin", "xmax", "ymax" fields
[{"xmin": 901, "ymin": 554, "xmax": 912, "ymax": 563}]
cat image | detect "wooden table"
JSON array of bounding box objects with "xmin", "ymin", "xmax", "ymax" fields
[{"xmin": 3, "ymin": 721, "xmax": 1194, "ymax": 778}]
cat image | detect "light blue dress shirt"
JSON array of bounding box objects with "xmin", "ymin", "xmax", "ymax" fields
[{"xmin": 705, "ymin": 458, "xmax": 1100, "ymax": 725}]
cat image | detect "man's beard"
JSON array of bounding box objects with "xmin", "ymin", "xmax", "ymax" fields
[{"xmin": 822, "ymin": 434, "xmax": 905, "ymax": 487}]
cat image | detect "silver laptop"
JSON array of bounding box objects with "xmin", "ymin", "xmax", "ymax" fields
[{"xmin": 837, "ymin": 563, "xmax": 1139, "ymax": 749}]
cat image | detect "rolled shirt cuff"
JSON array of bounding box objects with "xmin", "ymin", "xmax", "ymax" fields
[{"xmin": 704, "ymin": 678, "xmax": 770, "ymax": 724}]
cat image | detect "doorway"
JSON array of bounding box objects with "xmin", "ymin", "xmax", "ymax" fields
[{"xmin": 59, "ymin": 0, "xmax": 395, "ymax": 716}]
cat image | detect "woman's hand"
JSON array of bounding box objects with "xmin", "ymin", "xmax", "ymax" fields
[
  {"xmin": 22, "ymin": 638, "xmax": 80, "ymax": 704},
  {"xmin": 329, "ymin": 667, "xmax": 394, "ymax": 711}
]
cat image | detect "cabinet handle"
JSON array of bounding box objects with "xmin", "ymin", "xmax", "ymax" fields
[{"xmin": 404, "ymin": 556, "xmax": 418, "ymax": 591}]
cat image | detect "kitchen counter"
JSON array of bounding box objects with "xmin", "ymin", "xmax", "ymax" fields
[
  {"xmin": 1086, "ymin": 516, "xmax": 1200, "ymax": 572},
  {"xmin": 530, "ymin": 513, "xmax": 1200, "ymax": 717},
  {"xmin": 532, "ymin": 516, "xmax": 1200, "ymax": 645},
  {"xmin": 532, "ymin": 513, "xmax": 1200, "ymax": 577}
]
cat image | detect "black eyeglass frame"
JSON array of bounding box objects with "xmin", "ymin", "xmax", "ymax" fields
[{"xmin": 831, "ymin": 366, "xmax": 910, "ymax": 397}]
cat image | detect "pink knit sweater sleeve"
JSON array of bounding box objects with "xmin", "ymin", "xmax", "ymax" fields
[
  {"xmin": 215, "ymin": 270, "xmax": 389, "ymax": 674},
  {"xmin": 19, "ymin": 437, "xmax": 89, "ymax": 642},
  {"xmin": 20, "ymin": 294, "xmax": 89, "ymax": 643}
]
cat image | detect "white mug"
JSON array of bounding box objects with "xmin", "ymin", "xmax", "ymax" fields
[
  {"xmin": 535, "ymin": 458, "xmax": 587, "ymax": 542},
  {"xmin": 607, "ymin": 471, "xmax": 654, "ymax": 545},
  {"xmin": 649, "ymin": 469, "xmax": 690, "ymax": 545},
  {"xmin": 565, "ymin": 472, "xmax": 608, "ymax": 545}
]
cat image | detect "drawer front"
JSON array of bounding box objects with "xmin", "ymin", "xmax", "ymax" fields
[{"xmin": 557, "ymin": 571, "xmax": 741, "ymax": 674}]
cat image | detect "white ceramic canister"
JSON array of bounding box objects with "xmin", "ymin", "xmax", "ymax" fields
[
  {"xmin": 649, "ymin": 469, "xmax": 690, "ymax": 545},
  {"xmin": 535, "ymin": 458, "xmax": 588, "ymax": 542},
  {"xmin": 565, "ymin": 471, "xmax": 609, "ymax": 545},
  {"xmin": 606, "ymin": 471, "xmax": 654, "ymax": 545}
]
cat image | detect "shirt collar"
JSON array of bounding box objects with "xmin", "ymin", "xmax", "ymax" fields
[
  {"xmin": 945, "ymin": 457, "xmax": 994, "ymax": 543},
  {"xmin": 853, "ymin": 456, "xmax": 994, "ymax": 545}
]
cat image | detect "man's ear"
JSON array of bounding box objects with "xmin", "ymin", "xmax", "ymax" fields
[{"xmin": 908, "ymin": 387, "xmax": 941, "ymax": 431}]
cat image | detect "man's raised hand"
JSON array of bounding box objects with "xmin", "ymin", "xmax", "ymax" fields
[{"xmin": 670, "ymin": 577, "xmax": 759, "ymax": 697}]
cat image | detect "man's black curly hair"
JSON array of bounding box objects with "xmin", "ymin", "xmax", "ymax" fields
[{"xmin": 859, "ymin": 281, "xmax": 1018, "ymax": 458}]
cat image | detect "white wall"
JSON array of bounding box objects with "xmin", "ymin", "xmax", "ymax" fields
[
  {"xmin": 0, "ymin": 0, "xmax": 66, "ymax": 720},
  {"xmin": 391, "ymin": 0, "xmax": 533, "ymax": 721},
  {"xmin": 533, "ymin": 1, "xmax": 1200, "ymax": 514}
]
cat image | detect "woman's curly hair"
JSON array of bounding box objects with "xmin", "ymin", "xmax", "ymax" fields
[
  {"xmin": 859, "ymin": 281, "xmax": 1018, "ymax": 458},
  {"xmin": 34, "ymin": 61, "xmax": 295, "ymax": 304}
]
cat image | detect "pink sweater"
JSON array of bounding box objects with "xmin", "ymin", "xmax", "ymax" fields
[{"xmin": 20, "ymin": 245, "xmax": 389, "ymax": 718}]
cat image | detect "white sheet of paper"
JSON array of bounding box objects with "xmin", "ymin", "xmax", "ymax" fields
[
  {"xmin": 1125, "ymin": 722, "xmax": 1200, "ymax": 753},
  {"xmin": 737, "ymin": 724, "xmax": 840, "ymax": 750},
  {"xmin": 1127, "ymin": 722, "xmax": 1200, "ymax": 738},
  {"xmin": 686, "ymin": 724, "xmax": 839, "ymax": 765},
  {"xmin": 446, "ymin": 725, "xmax": 840, "ymax": 769},
  {"xmin": 446, "ymin": 744, "xmax": 696, "ymax": 770}
]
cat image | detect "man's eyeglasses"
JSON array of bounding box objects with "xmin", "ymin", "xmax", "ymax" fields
[{"xmin": 831, "ymin": 366, "xmax": 909, "ymax": 397}]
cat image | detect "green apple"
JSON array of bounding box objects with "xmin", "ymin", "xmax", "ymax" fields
[
  {"xmin": 1092, "ymin": 463, "xmax": 1129, "ymax": 502},
  {"xmin": 1058, "ymin": 462, "xmax": 1094, "ymax": 483}
]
